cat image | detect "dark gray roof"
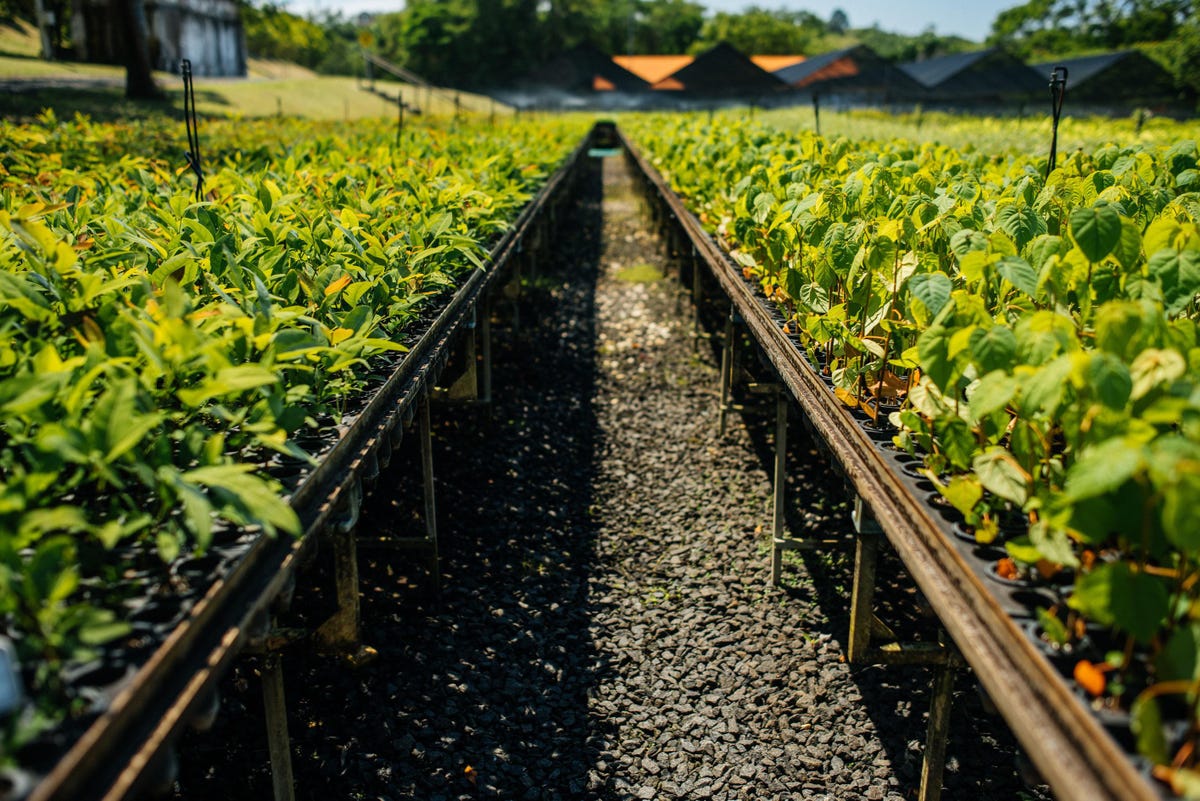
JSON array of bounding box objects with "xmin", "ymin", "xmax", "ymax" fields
[
  {"xmin": 899, "ymin": 49, "xmax": 993, "ymax": 88},
  {"xmin": 773, "ymin": 44, "xmax": 924, "ymax": 96},
  {"xmin": 1032, "ymin": 49, "xmax": 1179, "ymax": 102},
  {"xmin": 1032, "ymin": 51, "xmax": 1131, "ymax": 84},
  {"xmin": 524, "ymin": 43, "xmax": 649, "ymax": 93},
  {"xmin": 664, "ymin": 42, "xmax": 787, "ymax": 96},
  {"xmin": 774, "ymin": 46, "xmax": 859, "ymax": 85},
  {"xmin": 898, "ymin": 48, "xmax": 1044, "ymax": 97}
]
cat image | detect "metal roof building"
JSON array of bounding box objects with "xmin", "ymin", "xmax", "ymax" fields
[
  {"xmin": 1032, "ymin": 50, "xmax": 1182, "ymax": 112},
  {"xmin": 899, "ymin": 48, "xmax": 1044, "ymax": 106},
  {"xmin": 524, "ymin": 43, "xmax": 650, "ymax": 93},
  {"xmin": 654, "ymin": 42, "xmax": 787, "ymax": 98},
  {"xmin": 774, "ymin": 44, "xmax": 923, "ymax": 103}
]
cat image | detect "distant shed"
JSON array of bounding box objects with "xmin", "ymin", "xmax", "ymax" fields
[
  {"xmin": 751, "ymin": 55, "xmax": 805, "ymax": 74},
  {"xmin": 612, "ymin": 55, "xmax": 696, "ymax": 87},
  {"xmin": 655, "ymin": 42, "xmax": 787, "ymax": 98},
  {"xmin": 774, "ymin": 44, "xmax": 922, "ymax": 103},
  {"xmin": 1032, "ymin": 50, "xmax": 1181, "ymax": 112},
  {"xmin": 71, "ymin": 0, "xmax": 246, "ymax": 76},
  {"xmin": 899, "ymin": 48, "xmax": 1044, "ymax": 106},
  {"xmin": 524, "ymin": 44, "xmax": 649, "ymax": 93}
]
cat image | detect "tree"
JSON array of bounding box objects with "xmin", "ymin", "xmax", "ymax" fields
[
  {"xmin": 988, "ymin": 0, "xmax": 1194, "ymax": 57},
  {"xmin": 828, "ymin": 8, "xmax": 849, "ymax": 35},
  {"xmin": 112, "ymin": 0, "xmax": 160, "ymax": 99},
  {"xmin": 636, "ymin": 0, "xmax": 705, "ymax": 53},
  {"xmin": 691, "ymin": 6, "xmax": 824, "ymax": 54},
  {"xmin": 1171, "ymin": 11, "xmax": 1200, "ymax": 103}
]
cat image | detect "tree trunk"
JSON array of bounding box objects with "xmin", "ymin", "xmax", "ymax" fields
[
  {"xmin": 112, "ymin": 0, "xmax": 161, "ymax": 99},
  {"xmin": 33, "ymin": 0, "xmax": 55, "ymax": 60}
]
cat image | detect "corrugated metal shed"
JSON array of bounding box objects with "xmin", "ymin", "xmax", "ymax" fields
[
  {"xmin": 612, "ymin": 55, "xmax": 695, "ymax": 85},
  {"xmin": 1032, "ymin": 50, "xmax": 1179, "ymax": 107},
  {"xmin": 751, "ymin": 55, "xmax": 806, "ymax": 73},
  {"xmin": 898, "ymin": 48, "xmax": 1044, "ymax": 102},
  {"xmin": 656, "ymin": 42, "xmax": 787, "ymax": 97},
  {"xmin": 525, "ymin": 44, "xmax": 649, "ymax": 93},
  {"xmin": 774, "ymin": 44, "xmax": 923, "ymax": 99}
]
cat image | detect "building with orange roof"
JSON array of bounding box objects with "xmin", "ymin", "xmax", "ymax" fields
[
  {"xmin": 612, "ymin": 55, "xmax": 695, "ymax": 85},
  {"xmin": 751, "ymin": 55, "xmax": 806, "ymax": 74}
]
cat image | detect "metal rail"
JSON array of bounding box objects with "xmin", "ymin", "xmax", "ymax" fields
[
  {"xmin": 26, "ymin": 130, "xmax": 592, "ymax": 801},
  {"xmin": 619, "ymin": 127, "xmax": 1159, "ymax": 801}
]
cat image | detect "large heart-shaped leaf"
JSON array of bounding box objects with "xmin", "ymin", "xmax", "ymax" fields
[
  {"xmin": 907, "ymin": 271, "xmax": 952, "ymax": 317},
  {"xmin": 1069, "ymin": 203, "xmax": 1122, "ymax": 263}
]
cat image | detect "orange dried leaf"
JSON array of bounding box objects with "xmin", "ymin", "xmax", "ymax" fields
[
  {"xmin": 1035, "ymin": 559, "xmax": 1061, "ymax": 580},
  {"xmin": 1074, "ymin": 660, "xmax": 1106, "ymax": 697},
  {"xmin": 834, "ymin": 387, "xmax": 859, "ymax": 408},
  {"xmin": 996, "ymin": 557, "xmax": 1019, "ymax": 581}
]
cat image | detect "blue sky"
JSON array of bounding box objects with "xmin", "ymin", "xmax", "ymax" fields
[{"xmin": 285, "ymin": 1, "xmax": 1017, "ymax": 42}]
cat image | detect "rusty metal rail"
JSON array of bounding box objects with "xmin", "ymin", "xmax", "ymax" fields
[
  {"xmin": 25, "ymin": 129, "xmax": 593, "ymax": 801},
  {"xmin": 619, "ymin": 126, "xmax": 1159, "ymax": 801}
]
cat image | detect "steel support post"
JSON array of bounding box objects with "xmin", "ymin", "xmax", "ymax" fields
[
  {"xmin": 718, "ymin": 307, "xmax": 735, "ymax": 436},
  {"xmin": 770, "ymin": 389, "xmax": 788, "ymax": 585},
  {"xmin": 261, "ymin": 654, "xmax": 295, "ymax": 801},
  {"xmin": 919, "ymin": 660, "xmax": 956, "ymax": 801},
  {"xmin": 315, "ymin": 480, "xmax": 362, "ymax": 650},
  {"xmin": 419, "ymin": 396, "xmax": 440, "ymax": 593},
  {"xmin": 479, "ymin": 300, "xmax": 493, "ymax": 408},
  {"xmin": 508, "ymin": 251, "xmax": 523, "ymax": 335},
  {"xmin": 848, "ymin": 497, "xmax": 881, "ymax": 664},
  {"xmin": 692, "ymin": 255, "xmax": 704, "ymax": 351}
]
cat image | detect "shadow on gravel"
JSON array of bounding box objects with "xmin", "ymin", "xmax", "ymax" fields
[
  {"xmin": 173, "ymin": 157, "xmax": 615, "ymax": 801},
  {"xmin": 718, "ymin": 331, "xmax": 1047, "ymax": 799}
]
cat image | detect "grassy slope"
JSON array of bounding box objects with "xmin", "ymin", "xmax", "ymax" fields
[{"xmin": 1, "ymin": 21, "xmax": 506, "ymax": 122}]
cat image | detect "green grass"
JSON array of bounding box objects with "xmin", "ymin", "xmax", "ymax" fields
[
  {"xmin": 1, "ymin": 27, "xmax": 509, "ymax": 124},
  {"xmin": 616, "ymin": 262, "xmax": 665, "ymax": 283},
  {"xmin": 0, "ymin": 18, "xmax": 40, "ymax": 57}
]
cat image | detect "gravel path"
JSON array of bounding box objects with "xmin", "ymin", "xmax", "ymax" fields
[{"xmin": 175, "ymin": 153, "xmax": 1049, "ymax": 801}]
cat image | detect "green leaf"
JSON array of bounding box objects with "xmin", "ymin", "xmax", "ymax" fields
[
  {"xmin": 1064, "ymin": 438, "xmax": 1144, "ymax": 502},
  {"xmin": 936, "ymin": 416, "xmax": 976, "ymax": 471},
  {"xmin": 996, "ymin": 204, "xmax": 1045, "ymax": 250},
  {"xmin": 1164, "ymin": 767, "xmax": 1200, "ymax": 797},
  {"xmin": 1113, "ymin": 218, "xmax": 1143, "ymax": 273},
  {"xmin": 1156, "ymin": 623, "xmax": 1200, "ymax": 684},
  {"xmin": 917, "ymin": 321, "xmax": 956, "ymax": 390},
  {"xmin": 969, "ymin": 325, "xmax": 1017, "ymax": 373},
  {"xmin": 1028, "ymin": 520, "xmax": 1079, "ymax": 567},
  {"xmin": 183, "ymin": 465, "xmax": 300, "ymax": 536},
  {"xmin": 1068, "ymin": 561, "xmax": 1168, "ymax": 643},
  {"xmin": 1162, "ymin": 469, "xmax": 1200, "ymax": 551},
  {"xmin": 1085, "ymin": 353, "xmax": 1132, "ymax": 410},
  {"xmin": 76, "ymin": 608, "xmax": 132, "ymax": 646},
  {"xmin": 1130, "ymin": 348, "xmax": 1187, "ymax": 400},
  {"xmin": 907, "ymin": 271, "xmax": 952, "ymax": 317},
  {"xmin": 996, "ymin": 255, "xmax": 1039, "ymax": 297},
  {"xmin": 1017, "ymin": 355, "xmax": 1072, "ymax": 416},
  {"xmin": 1069, "ymin": 203, "xmax": 1122, "ymax": 263},
  {"xmin": 1028, "ymin": 234, "xmax": 1066, "ymax": 273},
  {"xmin": 1094, "ymin": 301, "xmax": 1147, "ymax": 360},
  {"xmin": 937, "ymin": 475, "xmax": 983, "ymax": 518},
  {"xmin": 1131, "ymin": 696, "xmax": 1169, "ymax": 766},
  {"xmin": 968, "ymin": 371, "xmax": 1018, "ymax": 421},
  {"xmin": 1146, "ymin": 248, "xmax": 1200, "ymax": 316},
  {"xmin": 973, "ymin": 448, "xmax": 1029, "ymax": 506},
  {"xmin": 949, "ymin": 228, "xmax": 987, "ymax": 257},
  {"xmin": 177, "ymin": 365, "xmax": 280, "ymax": 407}
]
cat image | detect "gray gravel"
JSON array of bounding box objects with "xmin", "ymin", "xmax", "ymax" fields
[{"xmin": 175, "ymin": 153, "xmax": 1050, "ymax": 801}]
